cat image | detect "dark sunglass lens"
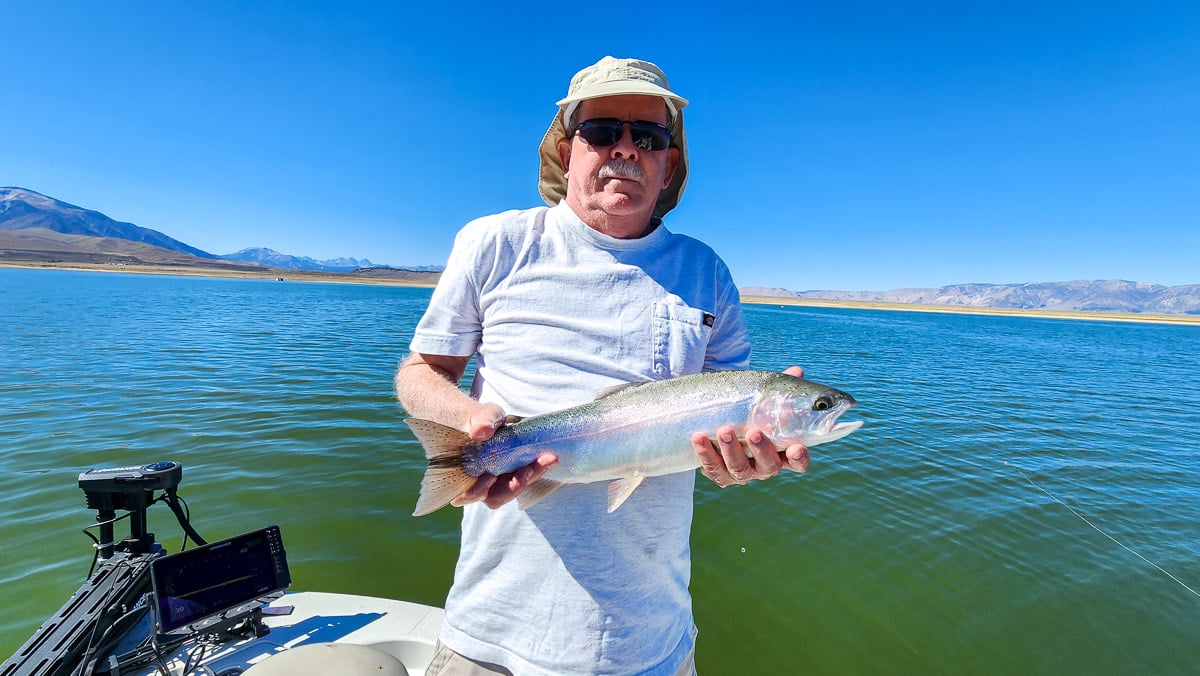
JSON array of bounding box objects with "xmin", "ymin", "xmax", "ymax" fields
[
  {"xmin": 576, "ymin": 119, "xmax": 622, "ymax": 147},
  {"xmin": 576, "ymin": 119, "xmax": 670, "ymax": 151},
  {"xmin": 629, "ymin": 122, "xmax": 671, "ymax": 151}
]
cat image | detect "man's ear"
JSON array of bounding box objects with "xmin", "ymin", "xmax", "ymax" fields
[
  {"xmin": 663, "ymin": 147, "xmax": 681, "ymax": 187},
  {"xmin": 556, "ymin": 138, "xmax": 572, "ymax": 179}
]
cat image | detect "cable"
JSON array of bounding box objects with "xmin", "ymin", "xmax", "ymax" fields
[
  {"xmin": 163, "ymin": 489, "xmax": 207, "ymax": 548},
  {"xmin": 180, "ymin": 639, "xmax": 209, "ymax": 676},
  {"xmin": 73, "ymin": 557, "xmax": 144, "ymax": 676},
  {"xmin": 81, "ymin": 511, "xmax": 134, "ymax": 577},
  {"xmin": 149, "ymin": 631, "xmax": 175, "ymax": 676},
  {"xmin": 82, "ymin": 528, "xmax": 102, "ymax": 579},
  {"xmin": 67, "ymin": 485, "xmax": 213, "ymax": 674}
]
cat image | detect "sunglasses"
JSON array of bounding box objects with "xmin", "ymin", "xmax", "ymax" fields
[{"xmin": 573, "ymin": 118, "xmax": 672, "ymax": 152}]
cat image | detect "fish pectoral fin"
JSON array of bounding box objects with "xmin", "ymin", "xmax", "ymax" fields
[
  {"xmin": 516, "ymin": 477, "xmax": 565, "ymax": 511},
  {"xmin": 606, "ymin": 475, "xmax": 645, "ymax": 513}
]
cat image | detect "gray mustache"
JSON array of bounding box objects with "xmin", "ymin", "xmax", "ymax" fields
[{"xmin": 597, "ymin": 159, "xmax": 646, "ymax": 182}]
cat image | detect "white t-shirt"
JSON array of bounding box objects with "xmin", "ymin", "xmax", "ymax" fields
[{"xmin": 409, "ymin": 202, "xmax": 750, "ymax": 675}]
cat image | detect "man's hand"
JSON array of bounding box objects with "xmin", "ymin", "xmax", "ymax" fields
[
  {"xmin": 450, "ymin": 453, "xmax": 559, "ymax": 509},
  {"xmin": 452, "ymin": 402, "xmax": 559, "ymax": 509},
  {"xmin": 396, "ymin": 354, "xmax": 560, "ymax": 511},
  {"xmin": 466, "ymin": 403, "xmax": 507, "ymax": 441},
  {"xmin": 692, "ymin": 365, "xmax": 810, "ymax": 488}
]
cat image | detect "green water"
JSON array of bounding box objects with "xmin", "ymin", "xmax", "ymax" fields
[{"xmin": 2, "ymin": 268, "xmax": 1198, "ymax": 673}]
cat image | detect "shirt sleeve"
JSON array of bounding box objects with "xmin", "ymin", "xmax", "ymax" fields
[
  {"xmin": 703, "ymin": 262, "xmax": 751, "ymax": 371},
  {"xmin": 409, "ymin": 223, "xmax": 487, "ymax": 358}
]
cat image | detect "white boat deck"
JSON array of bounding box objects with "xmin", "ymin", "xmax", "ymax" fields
[{"xmin": 137, "ymin": 591, "xmax": 444, "ymax": 675}]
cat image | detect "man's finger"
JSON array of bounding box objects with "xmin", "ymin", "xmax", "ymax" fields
[
  {"xmin": 483, "ymin": 453, "xmax": 558, "ymax": 509},
  {"xmin": 692, "ymin": 432, "xmax": 731, "ymax": 487},
  {"xmin": 469, "ymin": 404, "xmax": 507, "ymax": 441},
  {"xmin": 783, "ymin": 444, "xmax": 810, "ymax": 473},
  {"xmin": 745, "ymin": 428, "xmax": 782, "ymax": 479},
  {"xmin": 451, "ymin": 474, "xmax": 497, "ymax": 507},
  {"xmin": 715, "ymin": 426, "xmax": 753, "ymax": 484}
]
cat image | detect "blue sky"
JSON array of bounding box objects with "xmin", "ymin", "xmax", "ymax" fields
[{"xmin": 3, "ymin": 2, "xmax": 1197, "ymax": 291}]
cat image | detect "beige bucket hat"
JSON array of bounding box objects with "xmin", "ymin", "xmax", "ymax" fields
[{"xmin": 538, "ymin": 56, "xmax": 690, "ymax": 219}]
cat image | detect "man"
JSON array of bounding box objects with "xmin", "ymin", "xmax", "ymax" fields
[{"xmin": 395, "ymin": 56, "xmax": 809, "ymax": 675}]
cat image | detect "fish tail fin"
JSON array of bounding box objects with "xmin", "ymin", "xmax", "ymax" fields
[{"xmin": 405, "ymin": 418, "xmax": 477, "ymax": 517}]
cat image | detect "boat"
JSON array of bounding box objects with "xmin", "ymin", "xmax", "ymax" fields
[{"xmin": 1, "ymin": 462, "xmax": 444, "ymax": 676}]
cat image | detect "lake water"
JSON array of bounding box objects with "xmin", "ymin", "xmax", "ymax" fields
[{"xmin": 2, "ymin": 267, "xmax": 1198, "ymax": 673}]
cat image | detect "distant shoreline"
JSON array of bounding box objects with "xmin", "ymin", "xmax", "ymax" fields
[
  {"xmin": 4, "ymin": 261, "xmax": 1197, "ymax": 326},
  {"xmin": 0, "ymin": 260, "xmax": 438, "ymax": 288},
  {"xmin": 740, "ymin": 295, "xmax": 1200, "ymax": 326}
]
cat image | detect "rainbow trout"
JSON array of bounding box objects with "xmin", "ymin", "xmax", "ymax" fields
[{"xmin": 406, "ymin": 370, "xmax": 861, "ymax": 516}]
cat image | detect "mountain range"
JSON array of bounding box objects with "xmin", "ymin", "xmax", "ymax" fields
[
  {"xmin": 3, "ymin": 187, "xmax": 1196, "ymax": 314},
  {"xmin": 221, "ymin": 247, "xmax": 379, "ymax": 272},
  {"xmin": 0, "ymin": 187, "xmax": 439, "ymax": 275}
]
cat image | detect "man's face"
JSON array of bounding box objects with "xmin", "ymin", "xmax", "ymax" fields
[{"xmin": 557, "ymin": 94, "xmax": 680, "ymax": 237}]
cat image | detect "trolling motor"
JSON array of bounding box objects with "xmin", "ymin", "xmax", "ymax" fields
[
  {"xmin": 3, "ymin": 461, "xmax": 201, "ymax": 676},
  {"xmin": 4, "ymin": 462, "xmax": 288, "ymax": 676},
  {"xmin": 79, "ymin": 461, "xmax": 187, "ymax": 559}
]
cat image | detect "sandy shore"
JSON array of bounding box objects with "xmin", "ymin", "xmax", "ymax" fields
[
  {"xmin": 0, "ymin": 260, "xmax": 439, "ymax": 287},
  {"xmin": 741, "ymin": 295, "xmax": 1200, "ymax": 326},
  {"xmin": 5, "ymin": 261, "xmax": 1196, "ymax": 326}
]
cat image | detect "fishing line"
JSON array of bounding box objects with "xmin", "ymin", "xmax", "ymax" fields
[{"xmin": 1006, "ymin": 461, "xmax": 1200, "ymax": 599}]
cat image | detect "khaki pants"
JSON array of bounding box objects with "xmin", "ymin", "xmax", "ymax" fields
[
  {"xmin": 426, "ymin": 640, "xmax": 697, "ymax": 676},
  {"xmin": 426, "ymin": 641, "xmax": 511, "ymax": 675}
]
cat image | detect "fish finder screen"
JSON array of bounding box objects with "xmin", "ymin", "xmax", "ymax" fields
[{"xmin": 151, "ymin": 525, "xmax": 291, "ymax": 634}]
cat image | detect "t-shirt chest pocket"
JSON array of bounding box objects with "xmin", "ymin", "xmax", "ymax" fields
[{"xmin": 651, "ymin": 301, "xmax": 713, "ymax": 378}]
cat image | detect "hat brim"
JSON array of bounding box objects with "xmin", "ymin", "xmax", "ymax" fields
[{"xmin": 556, "ymin": 81, "xmax": 688, "ymax": 112}]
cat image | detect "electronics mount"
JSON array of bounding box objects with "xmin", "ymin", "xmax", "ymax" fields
[{"xmin": 2, "ymin": 461, "xmax": 290, "ymax": 676}]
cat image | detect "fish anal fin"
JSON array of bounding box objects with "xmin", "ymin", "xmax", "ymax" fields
[
  {"xmin": 606, "ymin": 475, "xmax": 645, "ymax": 513},
  {"xmin": 516, "ymin": 477, "xmax": 565, "ymax": 511}
]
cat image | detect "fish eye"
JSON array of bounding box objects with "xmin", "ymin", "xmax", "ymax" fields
[{"xmin": 813, "ymin": 396, "xmax": 833, "ymax": 411}]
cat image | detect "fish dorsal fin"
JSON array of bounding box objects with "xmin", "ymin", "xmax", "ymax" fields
[
  {"xmin": 503, "ymin": 414, "xmax": 524, "ymax": 425},
  {"xmin": 595, "ymin": 380, "xmax": 652, "ymax": 400},
  {"xmin": 606, "ymin": 475, "xmax": 645, "ymax": 513},
  {"xmin": 516, "ymin": 477, "xmax": 565, "ymax": 511}
]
